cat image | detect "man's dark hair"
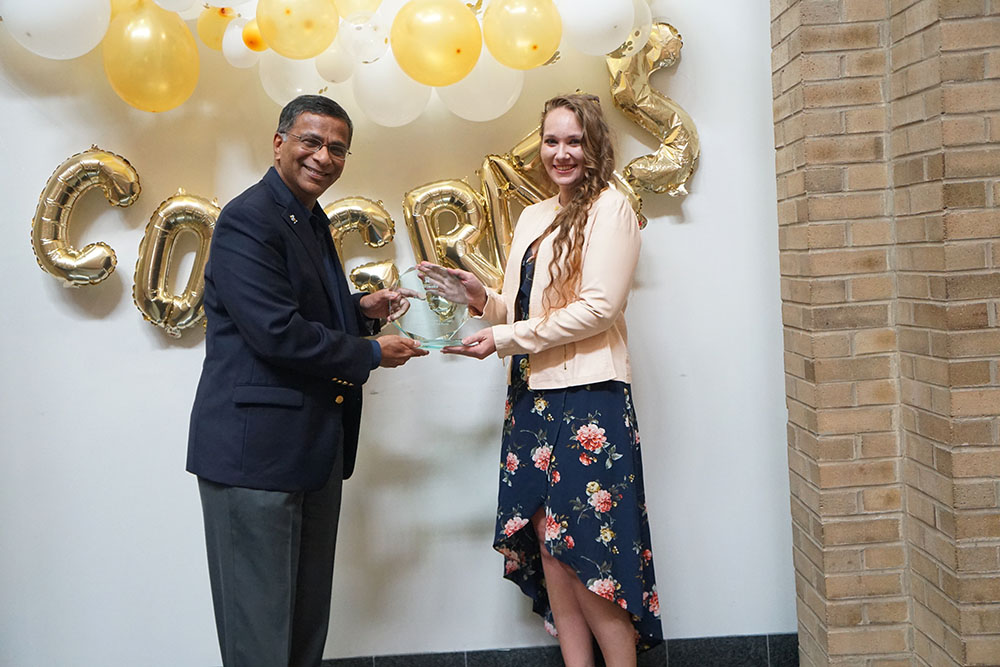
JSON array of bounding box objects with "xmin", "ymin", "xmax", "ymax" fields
[{"xmin": 276, "ymin": 95, "xmax": 354, "ymax": 145}]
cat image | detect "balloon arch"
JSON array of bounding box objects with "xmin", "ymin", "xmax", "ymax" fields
[{"xmin": 1, "ymin": 0, "xmax": 654, "ymax": 123}]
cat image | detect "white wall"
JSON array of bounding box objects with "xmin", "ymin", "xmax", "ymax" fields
[{"xmin": 0, "ymin": 2, "xmax": 794, "ymax": 664}]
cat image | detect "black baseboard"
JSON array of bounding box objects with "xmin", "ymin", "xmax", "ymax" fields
[{"xmin": 321, "ymin": 633, "xmax": 799, "ymax": 666}]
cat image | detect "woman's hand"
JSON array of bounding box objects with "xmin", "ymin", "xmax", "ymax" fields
[
  {"xmin": 359, "ymin": 288, "xmax": 420, "ymax": 322},
  {"xmin": 417, "ymin": 262, "xmax": 487, "ymax": 314},
  {"xmin": 441, "ymin": 328, "xmax": 496, "ymax": 359}
]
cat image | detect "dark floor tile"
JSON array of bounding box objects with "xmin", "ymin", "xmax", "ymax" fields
[
  {"xmin": 637, "ymin": 641, "xmax": 668, "ymax": 667},
  {"xmin": 466, "ymin": 645, "xmax": 564, "ymax": 667},
  {"xmin": 766, "ymin": 633, "xmax": 799, "ymax": 667},
  {"xmin": 322, "ymin": 658, "xmax": 373, "ymax": 667},
  {"xmin": 375, "ymin": 651, "xmax": 466, "ymax": 667},
  {"xmin": 668, "ymin": 634, "xmax": 768, "ymax": 667}
]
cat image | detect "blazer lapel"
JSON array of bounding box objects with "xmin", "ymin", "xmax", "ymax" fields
[{"xmin": 280, "ymin": 206, "xmax": 348, "ymax": 331}]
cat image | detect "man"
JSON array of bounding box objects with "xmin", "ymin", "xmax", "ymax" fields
[{"xmin": 187, "ymin": 95, "xmax": 426, "ymax": 667}]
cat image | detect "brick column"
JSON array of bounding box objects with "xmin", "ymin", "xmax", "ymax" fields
[
  {"xmin": 894, "ymin": 1, "xmax": 1000, "ymax": 665},
  {"xmin": 771, "ymin": 0, "xmax": 1000, "ymax": 665}
]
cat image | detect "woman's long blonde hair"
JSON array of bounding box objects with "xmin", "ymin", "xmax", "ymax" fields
[{"xmin": 538, "ymin": 93, "xmax": 615, "ymax": 314}]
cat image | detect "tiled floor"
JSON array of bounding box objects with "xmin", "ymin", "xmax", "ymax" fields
[{"xmin": 321, "ymin": 633, "xmax": 799, "ymax": 666}]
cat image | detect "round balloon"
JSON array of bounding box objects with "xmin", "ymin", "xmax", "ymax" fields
[
  {"xmin": 390, "ymin": 0, "xmax": 482, "ymax": 87},
  {"xmin": 315, "ymin": 35, "xmax": 355, "ymax": 82},
  {"xmin": 437, "ymin": 49, "xmax": 522, "ymax": 122},
  {"xmin": 340, "ymin": 12, "xmax": 389, "ymax": 63},
  {"xmin": 256, "ymin": 0, "xmax": 340, "ymax": 59},
  {"xmin": 482, "ymin": 0, "xmax": 561, "ymax": 70},
  {"xmin": 223, "ymin": 18, "xmax": 261, "ymax": 67},
  {"xmin": 103, "ymin": 3, "xmax": 200, "ymax": 112},
  {"xmin": 197, "ymin": 6, "xmax": 238, "ymax": 50},
  {"xmin": 611, "ymin": 0, "xmax": 652, "ymax": 58},
  {"xmin": 258, "ymin": 50, "xmax": 327, "ymax": 105},
  {"xmin": 555, "ymin": 0, "xmax": 633, "ymax": 56},
  {"xmin": 242, "ymin": 19, "xmax": 269, "ymax": 51},
  {"xmin": 353, "ymin": 47, "xmax": 431, "ymax": 126},
  {"xmin": 112, "ymin": 0, "xmax": 143, "ymax": 20},
  {"xmin": 153, "ymin": 0, "xmax": 197, "ymax": 11},
  {"xmin": 0, "ymin": 0, "xmax": 111, "ymax": 60},
  {"xmin": 334, "ymin": 0, "xmax": 382, "ymax": 15}
]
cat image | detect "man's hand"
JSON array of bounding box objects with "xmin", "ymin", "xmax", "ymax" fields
[
  {"xmin": 360, "ymin": 288, "xmax": 419, "ymax": 322},
  {"xmin": 441, "ymin": 328, "xmax": 496, "ymax": 359},
  {"xmin": 417, "ymin": 262, "xmax": 487, "ymax": 314},
  {"xmin": 377, "ymin": 335, "xmax": 429, "ymax": 367}
]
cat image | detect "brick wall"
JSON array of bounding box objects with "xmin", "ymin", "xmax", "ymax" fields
[{"xmin": 770, "ymin": 0, "xmax": 1000, "ymax": 665}]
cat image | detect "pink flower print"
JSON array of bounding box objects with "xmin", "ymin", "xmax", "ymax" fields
[
  {"xmin": 503, "ymin": 516, "xmax": 529, "ymax": 537},
  {"xmin": 642, "ymin": 549, "xmax": 652, "ymax": 563},
  {"xmin": 544, "ymin": 510, "xmax": 564, "ymax": 541},
  {"xmin": 574, "ymin": 423, "xmax": 607, "ymax": 453},
  {"xmin": 544, "ymin": 618, "xmax": 558, "ymax": 637},
  {"xmin": 588, "ymin": 577, "xmax": 617, "ymax": 601},
  {"xmin": 565, "ymin": 535, "xmax": 575, "ymax": 549},
  {"xmin": 532, "ymin": 445, "xmax": 552, "ymax": 471},
  {"xmin": 504, "ymin": 559, "xmax": 520, "ymax": 574},
  {"xmin": 618, "ymin": 598, "xmax": 628, "ymax": 610},
  {"xmin": 505, "ymin": 452, "xmax": 519, "ymax": 472},
  {"xmin": 588, "ymin": 489, "xmax": 613, "ymax": 513},
  {"xmin": 551, "ymin": 470, "xmax": 561, "ymax": 484},
  {"xmin": 644, "ymin": 590, "xmax": 660, "ymax": 616},
  {"xmin": 579, "ymin": 453, "xmax": 594, "ymax": 466}
]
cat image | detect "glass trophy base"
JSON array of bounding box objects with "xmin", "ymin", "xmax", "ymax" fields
[{"xmin": 390, "ymin": 266, "xmax": 471, "ymax": 349}]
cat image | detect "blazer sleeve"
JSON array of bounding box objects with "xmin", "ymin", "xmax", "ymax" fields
[
  {"xmin": 492, "ymin": 193, "xmax": 640, "ymax": 357},
  {"xmin": 210, "ymin": 201, "xmax": 375, "ymax": 385}
]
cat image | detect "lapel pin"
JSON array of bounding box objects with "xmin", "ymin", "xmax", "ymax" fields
[{"xmin": 289, "ymin": 214, "xmax": 298, "ymax": 224}]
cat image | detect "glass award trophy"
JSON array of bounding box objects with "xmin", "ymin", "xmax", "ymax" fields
[{"xmin": 390, "ymin": 266, "xmax": 471, "ymax": 349}]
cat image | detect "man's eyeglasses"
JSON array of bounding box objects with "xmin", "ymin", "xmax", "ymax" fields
[{"xmin": 284, "ymin": 132, "xmax": 351, "ymax": 160}]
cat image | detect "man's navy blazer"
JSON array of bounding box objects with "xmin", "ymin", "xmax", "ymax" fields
[{"xmin": 187, "ymin": 168, "xmax": 379, "ymax": 491}]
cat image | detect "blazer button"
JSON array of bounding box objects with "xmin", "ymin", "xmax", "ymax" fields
[{"xmin": 335, "ymin": 395, "xmax": 344, "ymax": 404}]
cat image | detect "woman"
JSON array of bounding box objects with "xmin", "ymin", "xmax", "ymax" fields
[{"xmin": 422, "ymin": 93, "xmax": 661, "ymax": 665}]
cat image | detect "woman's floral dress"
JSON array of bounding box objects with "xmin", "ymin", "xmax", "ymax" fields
[{"xmin": 493, "ymin": 251, "xmax": 663, "ymax": 650}]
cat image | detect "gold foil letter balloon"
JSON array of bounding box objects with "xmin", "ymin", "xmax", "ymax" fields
[
  {"xmin": 103, "ymin": 2, "xmax": 200, "ymax": 113},
  {"xmin": 133, "ymin": 191, "xmax": 218, "ymax": 337},
  {"xmin": 323, "ymin": 196, "xmax": 398, "ymax": 292},
  {"xmin": 402, "ymin": 180, "xmax": 503, "ymax": 290},
  {"xmin": 31, "ymin": 147, "xmax": 141, "ymax": 287},
  {"xmin": 607, "ymin": 22, "xmax": 700, "ymax": 196},
  {"xmin": 257, "ymin": 0, "xmax": 340, "ymax": 59}
]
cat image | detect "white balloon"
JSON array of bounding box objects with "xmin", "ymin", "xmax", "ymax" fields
[
  {"xmin": 316, "ymin": 35, "xmax": 355, "ymax": 83},
  {"xmin": 153, "ymin": 0, "xmax": 197, "ymax": 11},
  {"xmin": 223, "ymin": 18, "xmax": 260, "ymax": 68},
  {"xmin": 340, "ymin": 12, "xmax": 389, "ymax": 64},
  {"xmin": 178, "ymin": 4, "xmax": 205, "ymax": 20},
  {"xmin": 258, "ymin": 51, "xmax": 328, "ymax": 106},
  {"xmin": 437, "ymin": 50, "xmax": 523, "ymax": 122},
  {"xmin": 555, "ymin": 0, "xmax": 634, "ymax": 56},
  {"xmin": 616, "ymin": 0, "xmax": 652, "ymax": 57},
  {"xmin": 205, "ymin": 0, "xmax": 252, "ymax": 5},
  {"xmin": 352, "ymin": 47, "xmax": 431, "ymax": 127},
  {"xmin": 0, "ymin": 0, "xmax": 110, "ymax": 60},
  {"xmin": 237, "ymin": 0, "xmax": 259, "ymax": 18}
]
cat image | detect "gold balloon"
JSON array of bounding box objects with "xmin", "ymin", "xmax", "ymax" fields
[
  {"xmin": 607, "ymin": 22, "xmax": 700, "ymax": 196},
  {"xmin": 323, "ymin": 197, "xmax": 398, "ymax": 292},
  {"xmin": 133, "ymin": 190, "xmax": 218, "ymax": 337},
  {"xmin": 257, "ymin": 0, "xmax": 339, "ymax": 60},
  {"xmin": 323, "ymin": 196, "xmax": 395, "ymax": 256},
  {"xmin": 350, "ymin": 260, "xmax": 398, "ymax": 293},
  {"xmin": 402, "ymin": 180, "xmax": 503, "ymax": 289},
  {"xmin": 111, "ymin": 0, "xmax": 142, "ymax": 20},
  {"xmin": 334, "ymin": 0, "xmax": 382, "ymax": 17},
  {"xmin": 390, "ymin": 0, "xmax": 482, "ymax": 87},
  {"xmin": 482, "ymin": 0, "xmax": 561, "ymax": 70},
  {"xmin": 197, "ymin": 6, "xmax": 238, "ymax": 51},
  {"xmin": 103, "ymin": 2, "xmax": 200, "ymax": 113},
  {"xmin": 242, "ymin": 19, "xmax": 268, "ymax": 51},
  {"xmin": 31, "ymin": 147, "xmax": 141, "ymax": 287}
]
